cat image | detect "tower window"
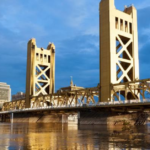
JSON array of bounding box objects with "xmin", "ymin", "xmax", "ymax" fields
[
  {"xmin": 115, "ymin": 17, "xmax": 118, "ymax": 29},
  {"xmin": 120, "ymin": 19, "xmax": 123, "ymax": 31},
  {"xmin": 125, "ymin": 21, "xmax": 128, "ymax": 32},
  {"xmin": 48, "ymin": 56, "xmax": 50, "ymax": 63},
  {"xmin": 129, "ymin": 23, "xmax": 132, "ymax": 34},
  {"xmin": 40, "ymin": 54, "xmax": 43, "ymax": 62},
  {"xmin": 36, "ymin": 53, "xmax": 39, "ymax": 61},
  {"xmin": 44, "ymin": 55, "xmax": 47, "ymax": 62}
]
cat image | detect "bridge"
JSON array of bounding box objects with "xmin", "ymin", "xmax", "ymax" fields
[
  {"xmin": 1, "ymin": 99, "xmax": 150, "ymax": 114},
  {"xmin": 1, "ymin": 0, "xmax": 150, "ymax": 125},
  {"xmin": 2, "ymin": 79, "xmax": 150, "ymax": 111},
  {"xmin": 1, "ymin": 79, "xmax": 150, "ymax": 125}
]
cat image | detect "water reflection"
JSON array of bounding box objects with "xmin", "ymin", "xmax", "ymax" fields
[{"xmin": 0, "ymin": 123, "xmax": 149, "ymax": 149}]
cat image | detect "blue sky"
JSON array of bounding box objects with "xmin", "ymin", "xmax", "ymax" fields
[{"xmin": 0, "ymin": 0, "xmax": 150, "ymax": 95}]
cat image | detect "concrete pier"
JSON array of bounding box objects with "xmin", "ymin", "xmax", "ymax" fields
[{"xmin": 1, "ymin": 110, "xmax": 149, "ymax": 126}]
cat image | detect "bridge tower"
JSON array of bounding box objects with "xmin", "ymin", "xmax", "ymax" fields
[
  {"xmin": 25, "ymin": 39, "xmax": 55, "ymax": 108},
  {"xmin": 99, "ymin": 0, "xmax": 139, "ymax": 102}
]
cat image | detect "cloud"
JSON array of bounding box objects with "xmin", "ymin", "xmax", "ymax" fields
[
  {"xmin": 55, "ymin": 35, "xmax": 99, "ymax": 63},
  {"xmin": 136, "ymin": 0, "xmax": 150, "ymax": 10},
  {"xmin": 137, "ymin": 7, "xmax": 150, "ymax": 51},
  {"xmin": 63, "ymin": 0, "xmax": 87, "ymax": 28},
  {"xmin": 55, "ymin": 34, "xmax": 99, "ymax": 90},
  {"xmin": 54, "ymin": 0, "xmax": 100, "ymax": 36},
  {"xmin": 141, "ymin": 28, "xmax": 150, "ymax": 39},
  {"xmin": 67, "ymin": 14, "xmax": 87, "ymax": 28},
  {"xmin": 84, "ymin": 26, "xmax": 99, "ymax": 36},
  {"xmin": 138, "ymin": 27, "xmax": 150, "ymax": 50}
]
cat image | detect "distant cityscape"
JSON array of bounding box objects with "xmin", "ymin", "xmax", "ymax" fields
[{"xmin": 0, "ymin": 82, "xmax": 26, "ymax": 108}]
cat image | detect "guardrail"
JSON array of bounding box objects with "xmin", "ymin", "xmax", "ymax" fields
[{"xmin": 1, "ymin": 99, "xmax": 150, "ymax": 114}]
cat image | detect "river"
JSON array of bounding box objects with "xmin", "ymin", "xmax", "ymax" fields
[{"xmin": 0, "ymin": 123, "xmax": 150, "ymax": 150}]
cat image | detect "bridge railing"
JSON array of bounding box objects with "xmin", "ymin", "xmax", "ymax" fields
[
  {"xmin": 1, "ymin": 79, "xmax": 150, "ymax": 112},
  {"xmin": 1, "ymin": 99, "xmax": 150, "ymax": 113},
  {"xmin": 112, "ymin": 79, "xmax": 150, "ymax": 101}
]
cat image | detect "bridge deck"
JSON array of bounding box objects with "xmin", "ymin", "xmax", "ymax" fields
[{"xmin": 1, "ymin": 100, "xmax": 150, "ymax": 114}]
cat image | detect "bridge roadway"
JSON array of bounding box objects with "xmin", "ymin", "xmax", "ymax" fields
[{"xmin": 1, "ymin": 99, "xmax": 150, "ymax": 114}]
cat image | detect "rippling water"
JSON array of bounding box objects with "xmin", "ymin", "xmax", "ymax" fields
[{"xmin": 0, "ymin": 123, "xmax": 150, "ymax": 150}]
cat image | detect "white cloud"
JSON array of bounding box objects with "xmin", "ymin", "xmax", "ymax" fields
[
  {"xmin": 78, "ymin": 48, "xmax": 94, "ymax": 54},
  {"xmin": 60, "ymin": 0, "xmax": 99, "ymax": 34},
  {"xmin": 136, "ymin": 0, "xmax": 150, "ymax": 9},
  {"xmin": 0, "ymin": 35, "xmax": 9, "ymax": 45},
  {"xmin": 141, "ymin": 28, "xmax": 150, "ymax": 36},
  {"xmin": 138, "ymin": 28, "xmax": 150, "ymax": 50},
  {"xmin": 67, "ymin": 14, "xmax": 87, "ymax": 28},
  {"xmin": 84, "ymin": 26, "xmax": 99, "ymax": 36},
  {"xmin": 64, "ymin": 0, "xmax": 87, "ymax": 28}
]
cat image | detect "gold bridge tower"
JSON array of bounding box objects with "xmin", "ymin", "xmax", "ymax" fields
[
  {"xmin": 100, "ymin": 0, "xmax": 139, "ymax": 102},
  {"xmin": 25, "ymin": 39, "xmax": 55, "ymax": 108}
]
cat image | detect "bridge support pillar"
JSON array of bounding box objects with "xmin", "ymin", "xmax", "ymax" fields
[
  {"xmin": 10, "ymin": 113, "xmax": 13, "ymax": 123},
  {"xmin": 67, "ymin": 113, "xmax": 79, "ymax": 124},
  {"xmin": 1, "ymin": 114, "xmax": 6, "ymax": 122},
  {"xmin": 0, "ymin": 115, "xmax": 2, "ymax": 122},
  {"xmin": 62, "ymin": 112, "xmax": 80, "ymax": 124},
  {"xmin": 62, "ymin": 114, "xmax": 68, "ymax": 123}
]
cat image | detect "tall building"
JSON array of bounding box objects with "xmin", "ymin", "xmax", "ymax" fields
[
  {"xmin": 99, "ymin": 0, "xmax": 139, "ymax": 102},
  {"xmin": 0, "ymin": 82, "xmax": 11, "ymax": 108},
  {"xmin": 26, "ymin": 39, "xmax": 55, "ymax": 108}
]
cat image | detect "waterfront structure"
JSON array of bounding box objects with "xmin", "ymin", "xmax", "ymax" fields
[
  {"xmin": 1, "ymin": 0, "xmax": 148, "ymax": 110},
  {"xmin": 1, "ymin": 0, "xmax": 147, "ymax": 110},
  {"xmin": 57, "ymin": 79, "xmax": 84, "ymax": 93},
  {"xmin": 26, "ymin": 39, "xmax": 55, "ymax": 108},
  {"xmin": 1, "ymin": 0, "xmax": 150, "ymax": 125},
  {"xmin": 100, "ymin": 0, "xmax": 139, "ymax": 102},
  {"xmin": 12, "ymin": 92, "xmax": 25, "ymax": 101},
  {"xmin": 0, "ymin": 83, "xmax": 11, "ymax": 108}
]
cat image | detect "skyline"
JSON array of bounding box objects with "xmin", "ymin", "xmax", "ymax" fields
[{"xmin": 0, "ymin": 0, "xmax": 150, "ymax": 95}]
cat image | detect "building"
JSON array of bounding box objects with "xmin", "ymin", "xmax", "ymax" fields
[
  {"xmin": 57, "ymin": 79, "xmax": 84, "ymax": 93},
  {"xmin": 0, "ymin": 82, "xmax": 11, "ymax": 108},
  {"xmin": 12, "ymin": 92, "xmax": 25, "ymax": 101}
]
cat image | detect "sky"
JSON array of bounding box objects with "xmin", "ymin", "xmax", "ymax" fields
[{"xmin": 0, "ymin": 0, "xmax": 150, "ymax": 95}]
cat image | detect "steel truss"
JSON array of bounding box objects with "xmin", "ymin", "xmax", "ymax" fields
[
  {"xmin": 112, "ymin": 79, "xmax": 150, "ymax": 101},
  {"xmin": 31, "ymin": 87, "xmax": 99, "ymax": 108},
  {"xmin": 2, "ymin": 79, "xmax": 150, "ymax": 111},
  {"xmin": 2, "ymin": 87, "xmax": 99, "ymax": 111},
  {"xmin": 2, "ymin": 100, "xmax": 25, "ymax": 111}
]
